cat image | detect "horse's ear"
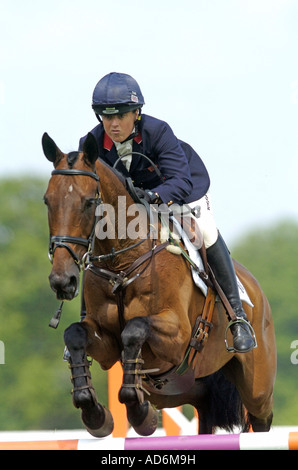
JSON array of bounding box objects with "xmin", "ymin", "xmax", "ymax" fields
[
  {"xmin": 42, "ymin": 133, "xmax": 63, "ymax": 166},
  {"xmin": 82, "ymin": 133, "xmax": 98, "ymax": 165}
]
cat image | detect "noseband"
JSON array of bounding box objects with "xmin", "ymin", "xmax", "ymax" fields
[{"xmin": 48, "ymin": 168, "xmax": 101, "ymax": 269}]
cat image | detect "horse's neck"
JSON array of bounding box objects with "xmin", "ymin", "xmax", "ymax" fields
[
  {"xmin": 94, "ymin": 161, "xmax": 150, "ymax": 269},
  {"xmin": 96, "ymin": 159, "xmax": 130, "ymax": 206}
]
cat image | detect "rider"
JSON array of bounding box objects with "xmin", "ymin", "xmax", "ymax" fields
[{"xmin": 79, "ymin": 72, "xmax": 255, "ymax": 353}]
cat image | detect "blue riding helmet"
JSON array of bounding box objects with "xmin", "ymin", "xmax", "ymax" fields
[{"xmin": 92, "ymin": 72, "xmax": 145, "ymax": 116}]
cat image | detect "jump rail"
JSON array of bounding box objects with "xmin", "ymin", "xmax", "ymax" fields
[{"xmin": 0, "ymin": 431, "xmax": 298, "ymax": 450}]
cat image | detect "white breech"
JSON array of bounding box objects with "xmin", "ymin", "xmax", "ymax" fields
[{"xmin": 188, "ymin": 191, "xmax": 218, "ymax": 249}]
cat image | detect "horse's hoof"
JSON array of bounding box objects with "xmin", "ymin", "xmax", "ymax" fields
[
  {"xmin": 82, "ymin": 405, "xmax": 114, "ymax": 438},
  {"xmin": 132, "ymin": 402, "xmax": 158, "ymax": 436}
]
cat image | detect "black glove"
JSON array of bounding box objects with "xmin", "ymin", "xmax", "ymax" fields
[{"xmin": 134, "ymin": 188, "xmax": 161, "ymax": 204}]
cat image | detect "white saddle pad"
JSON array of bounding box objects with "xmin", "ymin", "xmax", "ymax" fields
[{"xmin": 171, "ymin": 217, "xmax": 254, "ymax": 307}]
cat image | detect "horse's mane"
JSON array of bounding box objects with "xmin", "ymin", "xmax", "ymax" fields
[
  {"xmin": 96, "ymin": 157, "xmax": 128, "ymax": 190},
  {"xmin": 67, "ymin": 151, "xmax": 80, "ymax": 168}
]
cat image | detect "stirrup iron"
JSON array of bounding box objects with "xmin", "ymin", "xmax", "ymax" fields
[{"xmin": 225, "ymin": 317, "xmax": 257, "ymax": 353}]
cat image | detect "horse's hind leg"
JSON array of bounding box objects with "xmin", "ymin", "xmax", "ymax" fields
[
  {"xmin": 248, "ymin": 411, "xmax": 273, "ymax": 432},
  {"xmin": 223, "ymin": 354, "xmax": 275, "ymax": 433},
  {"xmin": 64, "ymin": 322, "xmax": 114, "ymax": 437},
  {"xmin": 118, "ymin": 317, "xmax": 159, "ymax": 436}
]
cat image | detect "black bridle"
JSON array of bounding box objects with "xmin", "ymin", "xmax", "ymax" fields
[{"xmin": 48, "ymin": 168, "xmax": 101, "ymax": 269}]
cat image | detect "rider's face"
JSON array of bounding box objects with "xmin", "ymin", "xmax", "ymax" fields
[{"xmin": 101, "ymin": 110, "xmax": 138, "ymax": 142}]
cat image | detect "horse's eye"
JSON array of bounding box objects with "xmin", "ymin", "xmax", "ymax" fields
[
  {"xmin": 84, "ymin": 198, "xmax": 95, "ymax": 210},
  {"xmin": 43, "ymin": 195, "xmax": 49, "ymax": 206}
]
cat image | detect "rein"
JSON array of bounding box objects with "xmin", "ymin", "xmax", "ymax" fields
[{"xmin": 113, "ymin": 152, "xmax": 164, "ymax": 184}]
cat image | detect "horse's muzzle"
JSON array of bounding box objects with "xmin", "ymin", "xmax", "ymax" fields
[{"xmin": 49, "ymin": 270, "xmax": 79, "ymax": 300}]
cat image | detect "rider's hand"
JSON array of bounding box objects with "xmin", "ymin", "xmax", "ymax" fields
[{"xmin": 135, "ymin": 188, "xmax": 161, "ymax": 204}]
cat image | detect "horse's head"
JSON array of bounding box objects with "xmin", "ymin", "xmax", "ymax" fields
[{"xmin": 42, "ymin": 132, "xmax": 99, "ymax": 300}]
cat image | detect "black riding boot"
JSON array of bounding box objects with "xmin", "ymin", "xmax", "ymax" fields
[{"xmin": 206, "ymin": 233, "xmax": 256, "ymax": 353}]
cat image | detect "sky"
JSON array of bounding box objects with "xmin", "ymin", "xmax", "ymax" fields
[{"xmin": 0, "ymin": 0, "xmax": 297, "ymax": 245}]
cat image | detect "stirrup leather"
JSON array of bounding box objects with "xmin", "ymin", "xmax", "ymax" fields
[{"xmin": 225, "ymin": 317, "xmax": 257, "ymax": 353}]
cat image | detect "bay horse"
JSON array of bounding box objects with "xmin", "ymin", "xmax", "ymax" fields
[{"xmin": 42, "ymin": 132, "xmax": 276, "ymax": 437}]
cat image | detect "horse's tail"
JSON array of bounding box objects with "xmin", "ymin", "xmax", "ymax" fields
[{"xmin": 200, "ymin": 369, "xmax": 250, "ymax": 433}]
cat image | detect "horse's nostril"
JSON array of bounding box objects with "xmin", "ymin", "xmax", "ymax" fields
[
  {"xmin": 49, "ymin": 272, "xmax": 79, "ymax": 300},
  {"xmin": 69, "ymin": 275, "xmax": 79, "ymax": 294}
]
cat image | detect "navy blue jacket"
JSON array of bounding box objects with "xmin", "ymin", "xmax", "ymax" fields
[{"xmin": 79, "ymin": 114, "xmax": 210, "ymax": 204}]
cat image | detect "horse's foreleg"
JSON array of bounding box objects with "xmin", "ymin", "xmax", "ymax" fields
[
  {"xmin": 64, "ymin": 322, "xmax": 114, "ymax": 437},
  {"xmin": 118, "ymin": 317, "xmax": 159, "ymax": 436}
]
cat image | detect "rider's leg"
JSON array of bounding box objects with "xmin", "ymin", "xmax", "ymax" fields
[
  {"xmin": 188, "ymin": 193, "xmax": 255, "ymax": 353},
  {"xmin": 206, "ymin": 232, "xmax": 255, "ymax": 352}
]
